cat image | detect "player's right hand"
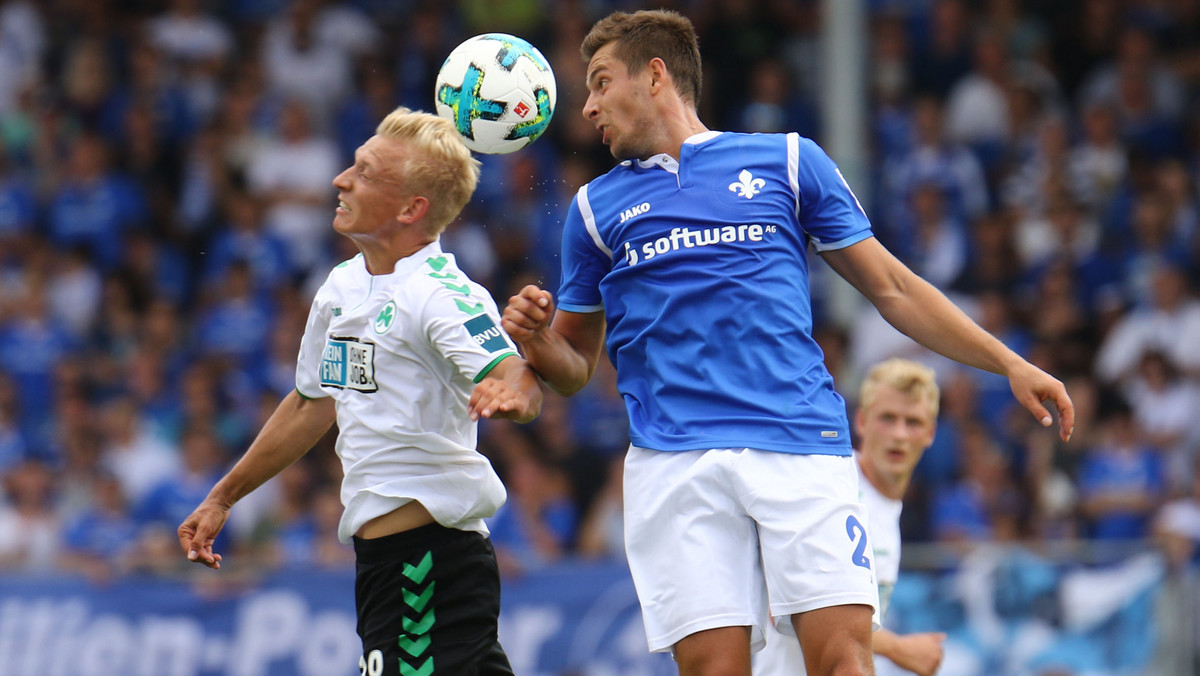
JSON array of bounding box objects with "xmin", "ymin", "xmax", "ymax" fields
[
  {"xmin": 891, "ymin": 632, "xmax": 946, "ymax": 676},
  {"xmin": 502, "ymin": 285, "xmax": 555, "ymax": 343},
  {"xmin": 178, "ymin": 501, "xmax": 229, "ymax": 570}
]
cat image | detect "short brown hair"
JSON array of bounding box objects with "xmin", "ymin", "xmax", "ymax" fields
[
  {"xmin": 582, "ymin": 10, "xmax": 702, "ymax": 106},
  {"xmin": 375, "ymin": 107, "xmax": 481, "ymax": 233}
]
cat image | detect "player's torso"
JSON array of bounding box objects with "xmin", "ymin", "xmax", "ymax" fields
[
  {"xmin": 577, "ymin": 133, "xmax": 850, "ymax": 453},
  {"xmin": 314, "ymin": 257, "xmax": 475, "ymax": 445}
]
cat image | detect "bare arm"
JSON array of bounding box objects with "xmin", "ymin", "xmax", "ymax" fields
[
  {"xmin": 468, "ymin": 354, "xmax": 544, "ymax": 423},
  {"xmin": 822, "ymin": 238, "xmax": 1074, "ymax": 441},
  {"xmin": 502, "ymin": 285, "xmax": 606, "ymax": 396},
  {"xmin": 178, "ymin": 390, "xmax": 336, "ymax": 568}
]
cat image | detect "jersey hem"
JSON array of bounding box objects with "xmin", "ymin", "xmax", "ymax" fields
[
  {"xmin": 295, "ymin": 387, "xmax": 326, "ymax": 400},
  {"xmin": 555, "ymin": 301, "xmax": 604, "ymax": 313},
  {"xmin": 646, "ymin": 612, "xmax": 764, "ymax": 654},
  {"xmin": 630, "ymin": 438, "xmax": 852, "ymax": 456},
  {"xmin": 812, "ymin": 230, "xmax": 873, "ymax": 253},
  {"xmin": 472, "ymin": 352, "xmax": 518, "ymax": 383}
]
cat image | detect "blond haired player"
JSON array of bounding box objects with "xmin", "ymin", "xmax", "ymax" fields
[
  {"xmin": 755, "ymin": 359, "xmax": 947, "ymax": 676},
  {"xmin": 179, "ymin": 108, "xmax": 540, "ymax": 676}
]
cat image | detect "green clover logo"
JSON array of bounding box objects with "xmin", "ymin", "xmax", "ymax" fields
[{"xmin": 374, "ymin": 301, "xmax": 397, "ymax": 334}]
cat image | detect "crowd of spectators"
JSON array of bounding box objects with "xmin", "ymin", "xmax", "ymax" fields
[{"xmin": 0, "ymin": 0, "xmax": 1198, "ymax": 582}]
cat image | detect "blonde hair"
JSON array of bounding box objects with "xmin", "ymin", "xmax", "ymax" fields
[
  {"xmin": 859, "ymin": 359, "xmax": 940, "ymax": 419},
  {"xmin": 375, "ymin": 107, "xmax": 481, "ymax": 233}
]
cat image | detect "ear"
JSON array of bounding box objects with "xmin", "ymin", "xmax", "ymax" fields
[
  {"xmin": 396, "ymin": 195, "xmax": 430, "ymax": 225},
  {"xmin": 853, "ymin": 405, "xmax": 866, "ymax": 439},
  {"xmin": 647, "ymin": 57, "xmax": 669, "ymax": 93}
]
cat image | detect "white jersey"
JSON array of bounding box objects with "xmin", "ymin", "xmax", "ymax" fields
[
  {"xmin": 856, "ymin": 454, "xmax": 902, "ymax": 620},
  {"xmin": 752, "ymin": 453, "xmax": 904, "ymax": 675},
  {"xmin": 295, "ymin": 241, "xmax": 518, "ymax": 542}
]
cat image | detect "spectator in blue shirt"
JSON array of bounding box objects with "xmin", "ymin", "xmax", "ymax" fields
[
  {"xmin": 1078, "ymin": 390, "xmax": 1166, "ymax": 541},
  {"xmin": 47, "ymin": 132, "xmax": 148, "ymax": 270}
]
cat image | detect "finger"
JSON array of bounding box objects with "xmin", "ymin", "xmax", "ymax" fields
[
  {"xmin": 1020, "ymin": 391, "xmax": 1053, "ymax": 429},
  {"xmin": 518, "ymin": 284, "xmax": 545, "ymax": 302},
  {"xmin": 188, "ymin": 526, "xmax": 217, "ymax": 563},
  {"xmin": 469, "ymin": 383, "xmax": 505, "ymax": 419},
  {"xmin": 501, "ymin": 304, "xmax": 542, "ymax": 333},
  {"xmin": 513, "ymin": 295, "xmax": 549, "ymax": 321},
  {"xmin": 178, "ymin": 524, "xmax": 195, "ymax": 554},
  {"xmin": 1056, "ymin": 391, "xmax": 1076, "ymax": 443}
]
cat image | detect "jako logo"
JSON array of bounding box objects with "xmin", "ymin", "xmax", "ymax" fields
[
  {"xmin": 624, "ymin": 224, "xmax": 770, "ymax": 266},
  {"xmin": 619, "ymin": 202, "xmax": 651, "ymax": 223}
]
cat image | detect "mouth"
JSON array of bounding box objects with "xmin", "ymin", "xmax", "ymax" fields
[
  {"xmin": 599, "ymin": 125, "xmax": 610, "ymax": 145},
  {"xmin": 336, "ymin": 199, "xmax": 351, "ymax": 214}
]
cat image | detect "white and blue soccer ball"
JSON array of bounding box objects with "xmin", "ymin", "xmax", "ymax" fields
[{"xmin": 434, "ymin": 33, "xmax": 557, "ymax": 154}]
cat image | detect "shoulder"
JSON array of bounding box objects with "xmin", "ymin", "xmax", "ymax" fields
[
  {"xmin": 405, "ymin": 253, "xmax": 494, "ymax": 315},
  {"xmin": 326, "ymin": 253, "xmax": 366, "ymax": 282},
  {"xmin": 313, "ymin": 254, "xmax": 366, "ymax": 300},
  {"xmin": 701, "ymin": 130, "xmax": 790, "ymax": 152},
  {"xmin": 582, "ymin": 160, "xmax": 638, "ymax": 195}
]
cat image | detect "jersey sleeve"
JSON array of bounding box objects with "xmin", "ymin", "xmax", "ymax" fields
[
  {"xmin": 295, "ymin": 286, "xmax": 332, "ymax": 399},
  {"xmin": 422, "ymin": 280, "xmax": 519, "ymax": 383},
  {"xmin": 791, "ymin": 134, "xmax": 874, "ymax": 252},
  {"xmin": 555, "ymin": 188, "xmax": 608, "ymax": 313}
]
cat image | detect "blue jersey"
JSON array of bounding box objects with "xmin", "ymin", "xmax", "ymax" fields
[{"xmin": 557, "ymin": 131, "xmax": 874, "ymax": 454}]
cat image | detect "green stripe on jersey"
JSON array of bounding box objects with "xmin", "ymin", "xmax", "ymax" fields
[{"xmin": 473, "ymin": 352, "xmax": 517, "ymax": 383}]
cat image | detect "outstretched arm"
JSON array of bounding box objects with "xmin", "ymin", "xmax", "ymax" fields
[
  {"xmin": 502, "ymin": 285, "xmax": 606, "ymax": 397},
  {"xmin": 178, "ymin": 390, "xmax": 337, "ymax": 568},
  {"xmin": 822, "ymin": 237, "xmax": 1074, "ymax": 441}
]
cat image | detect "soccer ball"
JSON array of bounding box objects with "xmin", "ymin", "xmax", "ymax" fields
[{"xmin": 434, "ymin": 33, "xmax": 557, "ymax": 154}]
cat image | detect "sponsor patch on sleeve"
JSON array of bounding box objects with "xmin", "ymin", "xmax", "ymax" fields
[{"xmin": 464, "ymin": 314, "xmax": 508, "ymax": 353}]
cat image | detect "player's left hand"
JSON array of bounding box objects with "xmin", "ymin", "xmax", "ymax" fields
[
  {"xmin": 1007, "ymin": 361, "xmax": 1075, "ymax": 442},
  {"xmin": 469, "ymin": 377, "xmax": 538, "ymax": 423}
]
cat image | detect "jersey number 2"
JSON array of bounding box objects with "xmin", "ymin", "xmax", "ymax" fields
[{"xmin": 845, "ymin": 515, "xmax": 872, "ymax": 570}]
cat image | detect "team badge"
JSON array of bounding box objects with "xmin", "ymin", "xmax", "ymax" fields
[
  {"xmin": 728, "ymin": 169, "xmax": 765, "ymax": 199},
  {"xmin": 374, "ymin": 301, "xmax": 397, "ymax": 334}
]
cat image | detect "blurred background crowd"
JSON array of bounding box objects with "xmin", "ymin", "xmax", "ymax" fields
[{"xmin": 0, "ymin": 0, "xmax": 1198, "ymax": 592}]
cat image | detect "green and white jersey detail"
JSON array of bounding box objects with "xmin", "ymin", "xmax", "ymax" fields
[
  {"xmin": 296, "ymin": 241, "xmax": 519, "ymax": 542},
  {"xmin": 855, "ymin": 454, "xmax": 903, "ymax": 622}
]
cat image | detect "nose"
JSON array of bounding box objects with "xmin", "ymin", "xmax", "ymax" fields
[
  {"xmin": 332, "ymin": 166, "xmax": 351, "ymax": 190},
  {"xmin": 582, "ymin": 91, "xmax": 598, "ymax": 121}
]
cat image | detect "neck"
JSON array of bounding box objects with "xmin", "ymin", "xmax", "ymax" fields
[
  {"xmin": 650, "ymin": 101, "xmax": 709, "ymax": 160},
  {"xmin": 350, "ymin": 230, "xmax": 436, "ymax": 275},
  {"xmin": 857, "ymin": 454, "xmax": 910, "ymax": 501}
]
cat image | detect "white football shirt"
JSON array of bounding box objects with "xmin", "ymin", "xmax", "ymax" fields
[
  {"xmin": 856, "ymin": 454, "xmax": 903, "ymax": 620},
  {"xmin": 295, "ymin": 241, "xmax": 518, "ymax": 542}
]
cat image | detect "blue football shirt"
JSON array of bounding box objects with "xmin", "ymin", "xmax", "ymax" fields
[{"xmin": 557, "ymin": 131, "xmax": 873, "ymax": 454}]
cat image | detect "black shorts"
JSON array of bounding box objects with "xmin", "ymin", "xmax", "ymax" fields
[{"xmin": 353, "ymin": 523, "xmax": 514, "ymax": 676}]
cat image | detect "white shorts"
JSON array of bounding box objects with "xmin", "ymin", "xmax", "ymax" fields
[{"xmin": 623, "ymin": 446, "xmax": 880, "ymax": 654}]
